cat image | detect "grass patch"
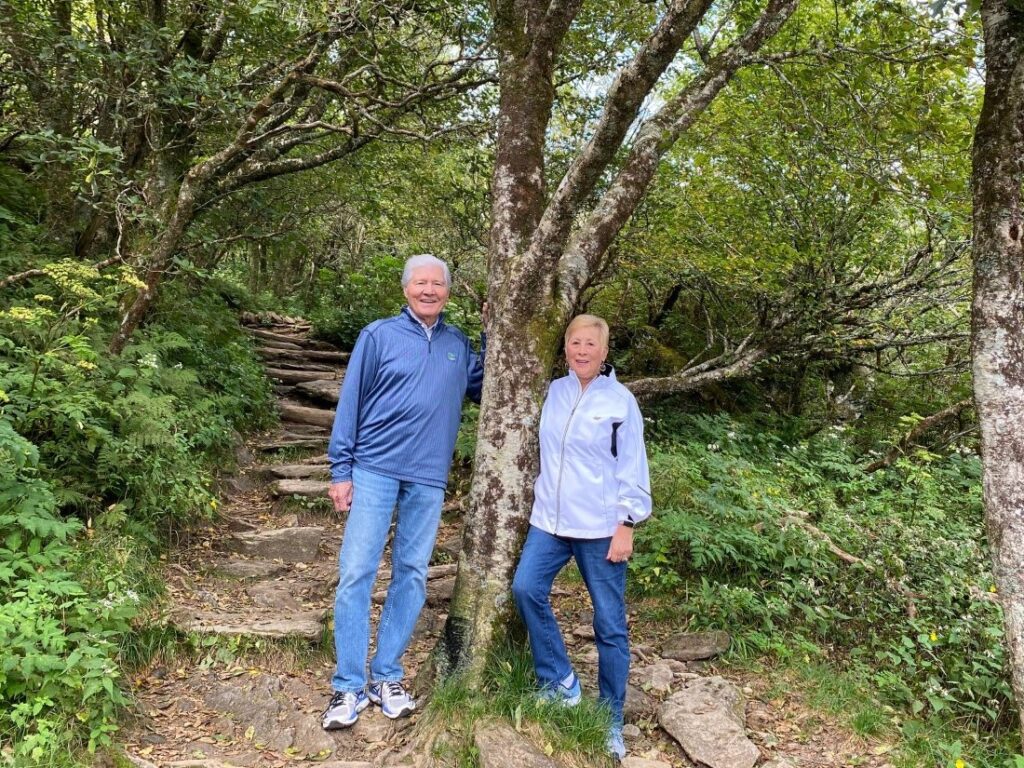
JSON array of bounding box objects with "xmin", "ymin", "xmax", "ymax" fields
[{"xmin": 420, "ymin": 639, "xmax": 615, "ymax": 767}]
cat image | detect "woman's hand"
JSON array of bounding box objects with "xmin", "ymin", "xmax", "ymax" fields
[{"xmin": 606, "ymin": 524, "xmax": 634, "ymax": 563}]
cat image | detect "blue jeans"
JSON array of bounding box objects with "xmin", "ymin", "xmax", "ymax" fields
[
  {"xmin": 512, "ymin": 525, "xmax": 629, "ymax": 725},
  {"xmin": 331, "ymin": 465, "xmax": 445, "ymax": 692}
]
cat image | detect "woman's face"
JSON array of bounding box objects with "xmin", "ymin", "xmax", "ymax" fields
[{"xmin": 565, "ymin": 325, "xmax": 607, "ymax": 384}]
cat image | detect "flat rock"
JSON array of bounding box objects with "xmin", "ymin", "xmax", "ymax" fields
[
  {"xmin": 762, "ymin": 760, "xmax": 798, "ymax": 768},
  {"xmin": 621, "ymin": 759, "xmax": 673, "ymax": 768},
  {"xmin": 204, "ymin": 675, "xmax": 335, "ymax": 757},
  {"xmin": 661, "ymin": 630, "xmax": 731, "ymax": 661},
  {"xmin": 573, "ymin": 624, "xmax": 596, "ymax": 640},
  {"xmin": 426, "ymin": 575, "xmax": 456, "ymax": 606},
  {"xmin": 213, "ymin": 560, "xmax": 289, "ymax": 580},
  {"xmin": 294, "ymin": 378, "xmax": 344, "ymax": 406},
  {"xmin": 263, "ymin": 463, "xmax": 331, "ymax": 480},
  {"xmin": 227, "ymin": 526, "xmax": 323, "ymax": 562},
  {"xmin": 634, "ymin": 661, "xmax": 674, "ymax": 694},
  {"xmin": 278, "ymin": 400, "xmax": 335, "ymax": 428},
  {"xmin": 172, "ymin": 609, "xmax": 326, "ymax": 642},
  {"xmin": 246, "ymin": 581, "xmax": 304, "ymax": 610},
  {"xmin": 351, "ymin": 710, "xmax": 393, "ymax": 743},
  {"xmin": 659, "ymin": 676, "xmax": 758, "ymax": 768},
  {"xmin": 274, "ymin": 478, "xmax": 330, "ymax": 497},
  {"xmin": 474, "ymin": 721, "xmax": 560, "ymax": 768},
  {"xmin": 624, "ymin": 683, "xmax": 658, "ymax": 721}
]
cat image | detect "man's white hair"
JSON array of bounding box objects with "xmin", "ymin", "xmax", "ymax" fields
[{"xmin": 402, "ymin": 253, "xmax": 451, "ymax": 288}]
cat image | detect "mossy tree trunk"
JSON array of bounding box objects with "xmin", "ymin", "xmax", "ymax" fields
[{"xmin": 970, "ymin": 0, "xmax": 1024, "ymax": 739}]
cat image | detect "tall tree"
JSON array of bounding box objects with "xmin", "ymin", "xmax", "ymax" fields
[
  {"xmin": 970, "ymin": 0, "xmax": 1024, "ymax": 738},
  {"xmin": 436, "ymin": 0, "xmax": 801, "ymax": 680}
]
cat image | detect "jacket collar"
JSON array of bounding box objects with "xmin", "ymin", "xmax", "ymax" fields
[
  {"xmin": 568, "ymin": 364, "xmax": 617, "ymax": 390},
  {"xmin": 401, "ymin": 305, "xmax": 446, "ymax": 334}
]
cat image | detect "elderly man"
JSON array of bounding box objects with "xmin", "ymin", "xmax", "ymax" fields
[{"xmin": 321, "ymin": 254, "xmax": 484, "ymax": 730}]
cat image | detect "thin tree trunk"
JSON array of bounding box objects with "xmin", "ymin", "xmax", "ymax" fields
[{"xmin": 970, "ymin": 0, "xmax": 1024, "ymax": 738}]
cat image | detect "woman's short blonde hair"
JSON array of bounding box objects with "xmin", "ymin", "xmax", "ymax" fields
[{"xmin": 564, "ymin": 314, "xmax": 609, "ymax": 349}]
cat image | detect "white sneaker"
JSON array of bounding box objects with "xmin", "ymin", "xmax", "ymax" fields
[
  {"xmin": 367, "ymin": 680, "xmax": 416, "ymax": 719},
  {"xmin": 321, "ymin": 690, "xmax": 369, "ymax": 729}
]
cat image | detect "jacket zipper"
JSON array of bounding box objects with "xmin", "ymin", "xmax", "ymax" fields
[{"xmin": 554, "ymin": 382, "xmax": 586, "ymax": 535}]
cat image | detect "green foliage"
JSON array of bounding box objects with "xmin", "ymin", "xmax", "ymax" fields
[
  {"xmin": 0, "ymin": 419, "xmax": 139, "ymax": 762},
  {"xmin": 0, "ymin": 273, "xmax": 273, "ymax": 530},
  {"xmin": 633, "ymin": 413, "xmax": 1008, "ymax": 730},
  {"xmin": 0, "ymin": 240, "xmax": 273, "ymax": 760}
]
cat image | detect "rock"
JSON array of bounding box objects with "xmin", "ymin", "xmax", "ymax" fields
[
  {"xmin": 263, "ymin": 463, "xmax": 331, "ymax": 480},
  {"xmin": 474, "ymin": 721, "xmax": 560, "ymax": 768},
  {"xmin": 664, "ymin": 659, "xmax": 688, "ymax": 674},
  {"xmin": 412, "ymin": 609, "xmax": 444, "ymax": 640},
  {"xmin": 246, "ymin": 581, "xmax": 303, "ymax": 610},
  {"xmin": 659, "ymin": 676, "xmax": 759, "ymax": 768},
  {"xmin": 274, "ymin": 479, "xmax": 330, "ymax": 498},
  {"xmin": 221, "ymin": 474, "xmax": 258, "ymax": 495},
  {"xmin": 622, "ymin": 724, "xmax": 641, "ymax": 739},
  {"xmin": 634, "ymin": 662, "xmax": 674, "ymax": 694},
  {"xmin": 265, "ymin": 367, "xmax": 339, "ymax": 385},
  {"xmin": 624, "ymin": 683, "xmax": 658, "ymax": 721},
  {"xmin": 204, "ymin": 676, "xmax": 291, "ymax": 752},
  {"xmin": 573, "ymin": 624, "xmax": 596, "ymax": 640},
  {"xmin": 293, "ymin": 379, "xmax": 344, "ymax": 406},
  {"xmin": 227, "ymin": 527, "xmax": 323, "ymax": 563},
  {"xmin": 280, "ymin": 513, "xmax": 299, "ymax": 527},
  {"xmin": 433, "ymin": 535, "xmax": 462, "ymax": 562},
  {"xmin": 172, "ymin": 609, "xmax": 327, "ymax": 642},
  {"xmin": 351, "ymin": 710, "xmax": 392, "ymax": 743},
  {"xmin": 234, "ymin": 442, "xmax": 255, "ymax": 467},
  {"xmin": 661, "ymin": 630, "xmax": 731, "ymax": 661},
  {"xmin": 426, "ymin": 575, "xmax": 456, "ymax": 606},
  {"xmin": 762, "ymin": 760, "xmax": 798, "ymax": 768},
  {"xmin": 278, "ymin": 400, "xmax": 335, "ymax": 428},
  {"xmin": 214, "ymin": 560, "xmax": 289, "ymax": 580},
  {"xmin": 621, "ymin": 759, "xmax": 672, "ymax": 768},
  {"xmin": 203, "ymin": 675, "xmax": 336, "ymax": 758}
]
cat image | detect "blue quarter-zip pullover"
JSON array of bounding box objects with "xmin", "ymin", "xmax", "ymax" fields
[{"xmin": 328, "ymin": 306, "xmax": 483, "ymax": 489}]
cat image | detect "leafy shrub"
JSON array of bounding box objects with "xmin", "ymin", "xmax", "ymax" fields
[
  {"xmin": 0, "ymin": 418, "xmax": 138, "ymax": 762},
  {"xmin": 633, "ymin": 413, "xmax": 1009, "ymax": 728}
]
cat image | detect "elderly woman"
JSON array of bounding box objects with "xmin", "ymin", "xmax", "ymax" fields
[{"xmin": 512, "ymin": 314, "xmax": 652, "ymax": 761}]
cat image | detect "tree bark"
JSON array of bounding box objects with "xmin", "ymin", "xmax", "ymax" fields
[{"xmin": 970, "ymin": 0, "xmax": 1024, "ymax": 738}]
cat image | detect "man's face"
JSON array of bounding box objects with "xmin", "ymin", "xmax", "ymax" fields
[{"xmin": 404, "ymin": 265, "xmax": 450, "ymax": 326}]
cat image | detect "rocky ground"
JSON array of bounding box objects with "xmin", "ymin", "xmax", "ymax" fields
[{"xmin": 119, "ymin": 315, "xmax": 898, "ymax": 768}]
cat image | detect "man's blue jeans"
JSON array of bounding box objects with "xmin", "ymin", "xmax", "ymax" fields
[
  {"xmin": 331, "ymin": 466, "xmax": 445, "ymax": 692},
  {"xmin": 512, "ymin": 525, "xmax": 629, "ymax": 725}
]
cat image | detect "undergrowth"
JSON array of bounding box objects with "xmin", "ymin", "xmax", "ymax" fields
[
  {"xmin": 0, "ymin": 262, "xmax": 274, "ymax": 764},
  {"xmin": 632, "ymin": 411, "xmax": 1018, "ymax": 765}
]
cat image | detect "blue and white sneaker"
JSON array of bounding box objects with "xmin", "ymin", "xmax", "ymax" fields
[
  {"xmin": 367, "ymin": 680, "xmax": 416, "ymax": 719},
  {"xmin": 321, "ymin": 689, "xmax": 369, "ymax": 729},
  {"xmin": 537, "ymin": 670, "xmax": 582, "ymax": 707},
  {"xmin": 606, "ymin": 724, "xmax": 626, "ymax": 761}
]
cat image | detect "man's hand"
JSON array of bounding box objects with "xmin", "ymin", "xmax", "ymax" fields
[
  {"xmin": 606, "ymin": 524, "xmax": 634, "ymax": 563},
  {"xmin": 329, "ymin": 480, "xmax": 354, "ymax": 512}
]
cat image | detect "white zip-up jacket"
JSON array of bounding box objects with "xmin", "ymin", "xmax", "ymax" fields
[{"xmin": 530, "ymin": 366, "xmax": 652, "ymax": 539}]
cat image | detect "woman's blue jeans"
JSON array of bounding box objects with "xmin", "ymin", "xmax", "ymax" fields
[
  {"xmin": 512, "ymin": 525, "xmax": 629, "ymax": 725},
  {"xmin": 331, "ymin": 466, "xmax": 445, "ymax": 692}
]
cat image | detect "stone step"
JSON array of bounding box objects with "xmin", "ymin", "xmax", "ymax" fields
[
  {"xmin": 262, "ymin": 463, "xmax": 331, "ymax": 480},
  {"xmin": 212, "ymin": 559, "xmax": 291, "ymax": 580},
  {"xmin": 278, "ymin": 400, "xmax": 334, "ymax": 428},
  {"xmin": 247, "ymin": 326, "xmax": 339, "ymax": 351},
  {"xmin": 293, "ymin": 378, "xmax": 343, "ymax": 406},
  {"xmin": 257, "ymin": 347, "xmax": 349, "ymax": 364},
  {"xmin": 227, "ymin": 526, "xmax": 324, "ymax": 562},
  {"xmin": 265, "ymin": 367, "xmax": 340, "ymax": 384},
  {"xmin": 170, "ymin": 609, "xmax": 327, "ymax": 642},
  {"xmin": 264, "ymin": 359, "xmax": 337, "ymax": 372},
  {"xmin": 274, "ymin": 478, "xmax": 330, "ymax": 497},
  {"xmin": 256, "ymin": 437, "xmax": 328, "ymax": 452}
]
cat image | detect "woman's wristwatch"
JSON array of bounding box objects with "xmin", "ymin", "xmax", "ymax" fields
[{"xmin": 621, "ymin": 519, "xmax": 635, "ymax": 528}]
